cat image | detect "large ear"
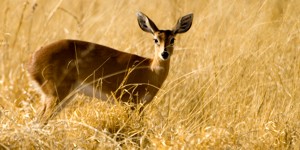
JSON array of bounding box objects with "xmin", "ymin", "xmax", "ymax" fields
[
  {"xmin": 173, "ymin": 13, "xmax": 193, "ymax": 34},
  {"xmin": 136, "ymin": 12, "xmax": 159, "ymax": 34}
]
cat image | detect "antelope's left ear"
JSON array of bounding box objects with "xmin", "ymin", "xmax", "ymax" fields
[{"xmin": 173, "ymin": 13, "xmax": 193, "ymax": 34}]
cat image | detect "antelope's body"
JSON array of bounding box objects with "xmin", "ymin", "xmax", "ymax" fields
[{"xmin": 28, "ymin": 12, "xmax": 193, "ymax": 124}]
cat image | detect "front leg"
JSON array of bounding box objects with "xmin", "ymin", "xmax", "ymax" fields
[{"xmin": 135, "ymin": 92, "xmax": 155, "ymax": 115}]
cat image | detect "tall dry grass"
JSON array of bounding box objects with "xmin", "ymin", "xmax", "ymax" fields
[{"xmin": 0, "ymin": 0, "xmax": 299, "ymax": 149}]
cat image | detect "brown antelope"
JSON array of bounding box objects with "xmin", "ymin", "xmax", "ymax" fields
[{"xmin": 28, "ymin": 12, "xmax": 193, "ymax": 124}]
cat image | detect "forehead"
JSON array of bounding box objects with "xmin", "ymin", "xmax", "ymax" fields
[{"xmin": 154, "ymin": 30, "xmax": 174, "ymax": 39}]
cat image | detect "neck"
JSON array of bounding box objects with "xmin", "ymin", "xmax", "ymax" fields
[{"xmin": 150, "ymin": 57, "xmax": 170, "ymax": 75}]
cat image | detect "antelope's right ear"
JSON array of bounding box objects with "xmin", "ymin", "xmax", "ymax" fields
[{"xmin": 136, "ymin": 12, "xmax": 159, "ymax": 34}]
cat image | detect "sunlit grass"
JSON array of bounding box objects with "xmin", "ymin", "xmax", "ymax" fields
[{"xmin": 1, "ymin": 0, "xmax": 299, "ymax": 149}]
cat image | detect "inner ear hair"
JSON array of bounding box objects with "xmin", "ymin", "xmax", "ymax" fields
[
  {"xmin": 173, "ymin": 13, "xmax": 193, "ymax": 34},
  {"xmin": 137, "ymin": 12, "xmax": 159, "ymax": 34}
]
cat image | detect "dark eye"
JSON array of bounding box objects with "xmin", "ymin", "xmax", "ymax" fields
[
  {"xmin": 154, "ymin": 39, "xmax": 159, "ymax": 44},
  {"xmin": 170, "ymin": 38, "xmax": 175, "ymax": 44}
]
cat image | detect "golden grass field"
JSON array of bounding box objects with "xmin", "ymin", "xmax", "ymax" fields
[{"xmin": 1, "ymin": 0, "xmax": 300, "ymax": 149}]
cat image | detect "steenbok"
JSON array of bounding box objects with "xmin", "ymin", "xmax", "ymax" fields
[{"xmin": 28, "ymin": 12, "xmax": 193, "ymax": 124}]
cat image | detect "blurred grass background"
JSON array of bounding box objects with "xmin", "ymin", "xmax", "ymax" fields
[{"xmin": 0, "ymin": 0, "xmax": 299, "ymax": 149}]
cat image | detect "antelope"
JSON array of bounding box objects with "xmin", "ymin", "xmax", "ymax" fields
[{"xmin": 28, "ymin": 12, "xmax": 193, "ymax": 124}]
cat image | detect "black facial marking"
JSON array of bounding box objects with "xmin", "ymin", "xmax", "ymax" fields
[{"xmin": 161, "ymin": 51, "xmax": 169, "ymax": 60}]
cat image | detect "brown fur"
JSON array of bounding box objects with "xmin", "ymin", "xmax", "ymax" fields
[{"xmin": 28, "ymin": 12, "xmax": 193, "ymax": 124}]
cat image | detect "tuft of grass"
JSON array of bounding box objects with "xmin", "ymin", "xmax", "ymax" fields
[{"xmin": 1, "ymin": 0, "xmax": 300, "ymax": 149}]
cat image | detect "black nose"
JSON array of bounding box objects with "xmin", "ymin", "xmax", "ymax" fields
[{"xmin": 161, "ymin": 51, "xmax": 169, "ymax": 60}]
